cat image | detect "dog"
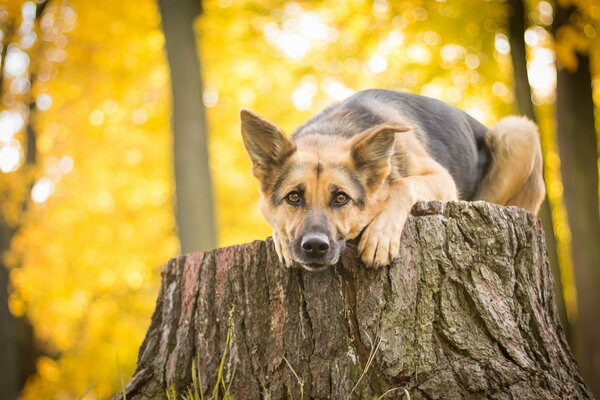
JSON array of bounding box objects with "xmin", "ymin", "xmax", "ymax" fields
[{"xmin": 240, "ymin": 89, "xmax": 545, "ymax": 271}]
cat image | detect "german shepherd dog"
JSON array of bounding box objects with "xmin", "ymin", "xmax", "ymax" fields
[{"xmin": 241, "ymin": 89, "xmax": 545, "ymax": 271}]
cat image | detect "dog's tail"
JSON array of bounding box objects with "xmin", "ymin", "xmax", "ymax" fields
[{"xmin": 476, "ymin": 116, "xmax": 545, "ymax": 213}]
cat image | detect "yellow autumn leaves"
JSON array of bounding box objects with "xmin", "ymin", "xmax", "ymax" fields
[{"xmin": 1, "ymin": 0, "xmax": 597, "ymax": 397}]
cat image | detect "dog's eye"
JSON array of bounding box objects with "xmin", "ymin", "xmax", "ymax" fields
[
  {"xmin": 286, "ymin": 191, "xmax": 302, "ymax": 205},
  {"xmin": 333, "ymin": 192, "xmax": 350, "ymax": 206}
]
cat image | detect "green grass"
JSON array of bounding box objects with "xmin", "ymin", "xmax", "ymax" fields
[
  {"xmin": 166, "ymin": 326, "xmax": 236, "ymax": 400},
  {"xmin": 154, "ymin": 326, "xmax": 411, "ymax": 400},
  {"xmin": 377, "ymin": 387, "xmax": 411, "ymax": 399},
  {"xmin": 77, "ymin": 381, "xmax": 96, "ymax": 400},
  {"xmin": 283, "ymin": 356, "xmax": 304, "ymax": 400}
]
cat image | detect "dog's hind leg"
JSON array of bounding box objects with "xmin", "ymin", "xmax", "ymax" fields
[{"xmin": 476, "ymin": 116, "xmax": 545, "ymax": 214}]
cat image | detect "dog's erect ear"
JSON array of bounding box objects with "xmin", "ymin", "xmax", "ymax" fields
[
  {"xmin": 240, "ymin": 109, "xmax": 296, "ymax": 179},
  {"xmin": 351, "ymin": 124, "xmax": 410, "ymax": 186}
]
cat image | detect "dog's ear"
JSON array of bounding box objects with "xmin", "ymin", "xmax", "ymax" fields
[
  {"xmin": 240, "ymin": 109, "xmax": 296, "ymax": 180},
  {"xmin": 351, "ymin": 124, "xmax": 410, "ymax": 186}
]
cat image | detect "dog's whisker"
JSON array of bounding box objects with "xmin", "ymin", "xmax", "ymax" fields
[{"xmin": 345, "ymin": 243, "xmax": 359, "ymax": 251}]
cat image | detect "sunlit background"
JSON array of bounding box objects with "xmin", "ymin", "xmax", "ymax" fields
[{"xmin": 0, "ymin": 0, "xmax": 598, "ymax": 398}]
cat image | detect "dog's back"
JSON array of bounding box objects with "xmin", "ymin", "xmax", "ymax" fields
[{"xmin": 293, "ymin": 89, "xmax": 490, "ymax": 200}]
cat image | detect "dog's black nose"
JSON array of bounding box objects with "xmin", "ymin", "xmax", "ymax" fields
[{"xmin": 301, "ymin": 233, "xmax": 329, "ymax": 257}]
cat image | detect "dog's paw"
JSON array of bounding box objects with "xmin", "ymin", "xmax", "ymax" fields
[
  {"xmin": 272, "ymin": 231, "xmax": 294, "ymax": 267},
  {"xmin": 358, "ymin": 210, "xmax": 407, "ymax": 268}
]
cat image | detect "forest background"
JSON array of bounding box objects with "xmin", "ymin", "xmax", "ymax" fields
[{"xmin": 0, "ymin": 0, "xmax": 599, "ymax": 398}]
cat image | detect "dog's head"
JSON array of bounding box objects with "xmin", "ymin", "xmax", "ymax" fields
[{"xmin": 240, "ymin": 109, "xmax": 408, "ymax": 271}]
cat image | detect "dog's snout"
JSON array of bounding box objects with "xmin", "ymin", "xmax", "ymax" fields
[
  {"xmin": 292, "ymin": 214, "xmax": 341, "ymax": 268},
  {"xmin": 301, "ymin": 233, "xmax": 330, "ymax": 257}
]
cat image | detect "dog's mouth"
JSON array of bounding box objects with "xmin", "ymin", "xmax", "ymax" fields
[
  {"xmin": 292, "ymin": 251, "xmax": 340, "ymax": 272},
  {"xmin": 299, "ymin": 263, "xmax": 332, "ymax": 272}
]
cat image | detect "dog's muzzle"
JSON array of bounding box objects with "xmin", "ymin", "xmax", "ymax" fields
[{"xmin": 292, "ymin": 232, "xmax": 342, "ymax": 271}]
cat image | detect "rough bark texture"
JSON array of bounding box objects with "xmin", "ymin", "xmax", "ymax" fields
[{"xmin": 117, "ymin": 202, "xmax": 592, "ymax": 399}]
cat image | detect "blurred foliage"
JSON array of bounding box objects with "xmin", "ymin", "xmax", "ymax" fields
[
  {"xmin": 554, "ymin": 0, "xmax": 600, "ymax": 71},
  {"xmin": 0, "ymin": 0, "xmax": 597, "ymax": 398},
  {"xmin": 2, "ymin": 0, "xmax": 178, "ymax": 397},
  {"xmin": 202, "ymin": 0, "xmax": 516, "ymax": 245}
]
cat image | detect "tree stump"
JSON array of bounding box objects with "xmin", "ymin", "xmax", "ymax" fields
[{"xmin": 116, "ymin": 201, "xmax": 593, "ymax": 399}]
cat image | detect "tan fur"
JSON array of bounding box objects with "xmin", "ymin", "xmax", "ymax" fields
[
  {"xmin": 357, "ymin": 132, "xmax": 458, "ymax": 266},
  {"xmin": 261, "ymin": 129, "xmax": 399, "ymax": 267},
  {"xmin": 241, "ymin": 109, "xmax": 545, "ymax": 269},
  {"xmin": 475, "ymin": 116, "xmax": 545, "ymax": 213}
]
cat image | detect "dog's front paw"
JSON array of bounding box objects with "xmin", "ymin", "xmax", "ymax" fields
[
  {"xmin": 358, "ymin": 210, "xmax": 407, "ymax": 268},
  {"xmin": 272, "ymin": 231, "xmax": 294, "ymax": 267}
]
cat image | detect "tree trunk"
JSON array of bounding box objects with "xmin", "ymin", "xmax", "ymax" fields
[
  {"xmin": 159, "ymin": 0, "xmax": 216, "ymax": 253},
  {"xmin": 507, "ymin": 0, "xmax": 535, "ymax": 120},
  {"xmin": 0, "ymin": 3, "xmax": 48, "ymax": 396},
  {"xmin": 555, "ymin": 51, "xmax": 600, "ymax": 398},
  {"xmin": 0, "ymin": 226, "xmax": 18, "ymax": 400},
  {"xmin": 506, "ymin": 0, "xmax": 566, "ymax": 328},
  {"xmin": 116, "ymin": 201, "xmax": 592, "ymax": 399}
]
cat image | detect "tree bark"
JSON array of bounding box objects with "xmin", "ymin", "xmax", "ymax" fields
[
  {"xmin": 506, "ymin": 0, "xmax": 566, "ymax": 328},
  {"xmin": 159, "ymin": 0, "xmax": 216, "ymax": 253},
  {"xmin": 116, "ymin": 201, "xmax": 592, "ymax": 399}
]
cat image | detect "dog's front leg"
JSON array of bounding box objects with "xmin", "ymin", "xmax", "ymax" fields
[
  {"xmin": 272, "ymin": 230, "xmax": 294, "ymax": 267},
  {"xmin": 359, "ymin": 164, "xmax": 458, "ymax": 267},
  {"xmin": 358, "ymin": 179, "xmax": 415, "ymax": 267}
]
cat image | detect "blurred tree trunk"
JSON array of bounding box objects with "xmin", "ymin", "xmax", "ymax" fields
[
  {"xmin": 507, "ymin": 0, "xmax": 536, "ymax": 120},
  {"xmin": 0, "ymin": 227, "xmax": 18, "ymax": 400},
  {"xmin": 158, "ymin": 0, "xmax": 216, "ymax": 253},
  {"xmin": 506, "ymin": 0, "xmax": 567, "ymax": 329},
  {"xmin": 555, "ymin": 52, "xmax": 600, "ymax": 398},
  {"xmin": 0, "ymin": 228, "xmax": 36, "ymax": 400},
  {"xmin": 0, "ymin": 17, "xmax": 19, "ymax": 399},
  {"xmin": 553, "ymin": 5, "xmax": 600, "ymax": 397},
  {"xmin": 115, "ymin": 202, "xmax": 592, "ymax": 399},
  {"xmin": 0, "ymin": 2, "xmax": 48, "ymax": 397}
]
